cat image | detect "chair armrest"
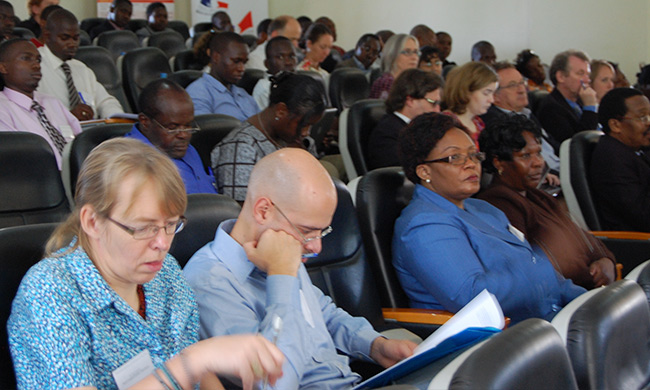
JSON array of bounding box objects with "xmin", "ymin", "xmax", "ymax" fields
[
  {"xmin": 590, "ymin": 231, "xmax": 650, "ymax": 240},
  {"xmin": 382, "ymin": 308, "xmax": 511, "ymax": 328}
]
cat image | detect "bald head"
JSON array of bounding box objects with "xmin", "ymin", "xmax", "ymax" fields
[{"xmin": 269, "ymin": 15, "xmax": 301, "ymax": 47}]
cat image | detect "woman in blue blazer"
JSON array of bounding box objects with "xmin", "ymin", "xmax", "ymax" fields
[{"xmin": 393, "ymin": 113, "xmax": 585, "ymax": 324}]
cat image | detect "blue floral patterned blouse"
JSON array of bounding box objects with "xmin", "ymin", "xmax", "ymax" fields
[{"xmin": 8, "ymin": 242, "xmax": 199, "ymax": 389}]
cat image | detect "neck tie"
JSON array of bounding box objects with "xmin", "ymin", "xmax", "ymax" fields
[
  {"xmin": 61, "ymin": 62, "xmax": 81, "ymax": 108},
  {"xmin": 31, "ymin": 101, "xmax": 67, "ymax": 155}
]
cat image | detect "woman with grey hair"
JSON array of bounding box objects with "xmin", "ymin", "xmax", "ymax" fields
[{"xmin": 369, "ymin": 33, "xmax": 419, "ymax": 99}]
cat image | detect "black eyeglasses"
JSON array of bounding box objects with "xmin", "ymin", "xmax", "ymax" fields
[
  {"xmin": 107, "ymin": 216, "xmax": 187, "ymax": 240},
  {"xmin": 422, "ymin": 152, "xmax": 486, "ymax": 166}
]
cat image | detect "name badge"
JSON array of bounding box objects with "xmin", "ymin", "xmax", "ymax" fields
[
  {"xmin": 508, "ymin": 224, "xmax": 526, "ymax": 242},
  {"xmin": 112, "ymin": 349, "xmax": 156, "ymax": 389}
]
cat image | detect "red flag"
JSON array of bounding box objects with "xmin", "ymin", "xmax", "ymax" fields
[
  {"xmin": 217, "ymin": 1, "xmax": 228, "ymax": 8},
  {"xmin": 238, "ymin": 11, "xmax": 253, "ymax": 33}
]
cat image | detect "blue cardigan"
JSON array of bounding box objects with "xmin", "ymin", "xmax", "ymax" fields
[{"xmin": 393, "ymin": 185, "xmax": 585, "ymax": 324}]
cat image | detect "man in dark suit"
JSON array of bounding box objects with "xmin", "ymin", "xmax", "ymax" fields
[
  {"xmin": 89, "ymin": 0, "xmax": 132, "ymax": 41},
  {"xmin": 481, "ymin": 62, "xmax": 560, "ymax": 174},
  {"xmin": 367, "ymin": 68, "xmax": 442, "ymax": 170},
  {"xmin": 536, "ymin": 50, "xmax": 599, "ymax": 146},
  {"xmin": 591, "ymin": 87, "xmax": 650, "ymax": 232}
]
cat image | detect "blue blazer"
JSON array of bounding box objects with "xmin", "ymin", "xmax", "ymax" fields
[{"xmin": 393, "ymin": 185, "xmax": 585, "ymax": 324}]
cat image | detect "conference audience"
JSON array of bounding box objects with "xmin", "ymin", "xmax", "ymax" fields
[
  {"xmin": 16, "ymin": 0, "xmax": 58, "ymax": 37},
  {"xmin": 393, "ymin": 112, "xmax": 585, "ymax": 324},
  {"xmin": 471, "ymin": 40, "xmax": 496, "ymax": 66},
  {"xmin": 89, "ymin": 0, "xmax": 132, "ymax": 41},
  {"xmin": 591, "ymin": 87, "xmax": 650, "ymax": 232},
  {"xmin": 252, "ymin": 36, "xmax": 298, "ymax": 109},
  {"xmin": 442, "ymin": 61, "xmax": 498, "ymax": 147},
  {"xmin": 478, "ymin": 115, "xmax": 616, "ymax": 289},
  {"xmin": 211, "ymin": 72, "xmax": 326, "ymax": 202},
  {"xmin": 297, "ymin": 23, "xmax": 334, "ymax": 80},
  {"xmin": 0, "ymin": 1, "xmax": 15, "ymax": 41},
  {"xmin": 334, "ymin": 33, "xmax": 381, "ymax": 77},
  {"xmin": 368, "ymin": 68, "xmax": 443, "ymax": 169},
  {"xmin": 8, "ymin": 138, "xmax": 283, "ymax": 389},
  {"xmin": 186, "ymin": 31, "xmax": 259, "ymax": 120},
  {"xmin": 28, "ymin": 3, "xmax": 61, "ymax": 48},
  {"xmin": 135, "ymin": 2, "xmax": 173, "ymax": 42},
  {"xmin": 409, "ymin": 24, "xmax": 437, "ymax": 49},
  {"xmin": 210, "ymin": 10, "xmax": 234, "ymax": 33},
  {"xmin": 247, "ymin": 15, "xmax": 302, "ymax": 70},
  {"xmin": 418, "ymin": 45, "xmax": 443, "ymax": 75},
  {"xmin": 370, "ymin": 33, "xmax": 419, "ymax": 99},
  {"xmin": 314, "ymin": 16, "xmax": 345, "ymax": 72},
  {"xmin": 436, "ymin": 31, "xmax": 456, "ymax": 67}
]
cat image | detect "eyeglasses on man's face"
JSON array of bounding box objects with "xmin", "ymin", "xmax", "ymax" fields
[
  {"xmin": 148, "ymin": 115, "xmax": 201, "ymax": 135},
  {"xmin": 270, "ymin": 201, "xmax": 332, "ymax": 243}
]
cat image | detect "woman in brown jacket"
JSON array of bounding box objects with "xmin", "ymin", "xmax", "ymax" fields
[{"xmin": 478, "ymin": 115, "xmax": 616, "ymax": 289}]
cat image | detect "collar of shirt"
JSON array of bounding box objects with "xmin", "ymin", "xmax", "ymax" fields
[
  {"xmin": 40, "ymin": 44, "xmax": 64, "ymax": 68},
  {"xmin": 352, "ymin": 56, "xmax": 366, "ymax": 70},
  {"xmin": 393, "ymin": 111, "xmax": 411, "ymax": 124},
  {"xmin": 109, "ymin": 19, "xmax": 123, "ymax": 31},
  {"xmin": 127, "ymin": 124, "xmax": 191, "ymax": 165},
  {"xmin": 210, "ymin": 219, "xmax": 257, "ymax": 283},
  {"xmin": 495, "ymin": 105, "xmax": 532, "ymax": 118},
  {"xmin": 3, "ymin": 87, "xmax": 35, "ymax": 111},
  {"xmin": 204, "ymin": 72, "xmax": 235, "ymax": 93}
]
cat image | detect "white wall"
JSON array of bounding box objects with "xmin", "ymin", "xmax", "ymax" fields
[{"xmin": 9, "ymin": 0, "xmax": 649, "ymax": 82}]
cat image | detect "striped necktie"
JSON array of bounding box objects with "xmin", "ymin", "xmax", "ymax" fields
[
  {"xmin": 31, "ymin": 100, "xmax": 67, "ymax": 154},
  {"xmin": 61, "ymin": 62, "xmax": 81, "ymax": 108}
]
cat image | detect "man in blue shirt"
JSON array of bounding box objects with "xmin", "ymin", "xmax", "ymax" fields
[
  {"xmin": 125, "ymin": 79, "xmax": 217, "ymax": 194},
  {"xmin": 184, "ymin": 148, "xmax": 416, "ymax": 389},
  {"xmin": 186, "ymin": 31, "xmax": 259, "ymax": 121}
]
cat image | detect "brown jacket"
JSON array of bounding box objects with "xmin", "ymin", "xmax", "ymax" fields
[{"xmin": 478, "ymin": 183, "xmax": 615, "ymax": 289}]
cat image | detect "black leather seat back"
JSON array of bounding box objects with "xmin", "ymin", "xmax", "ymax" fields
[
  {"xmin": 450, "ymin": 318, "xmax": 578, "ymax": 390},
  {"xmin": 237, "ymin": 68, "xmax": 266, "ymax": 96},
  {"xmin": 170, "ymin": 194, "xmax": 241, "ymax": 268},
  {"xmin": 527, "ymin": 89, "xmax": 550, "ymax": 114},
  {"xmin": 569, "ymin": 130, "xmax": 604, "ymax": 230},
  {"xmin": 121, "ymin": 47, "xmax": 172, "ymax": 112},
  {"xmin": 306, "ymin": 180, "xmax": 385, "ymax": 328},
  {"xmin": 346, "ymin": 99, "xmax": 386, "ymax": 176},
  {"xmin": 0, "ymin": 222, "xmax": 59, "ymax": 389},
  {"xmin": 637, "ymin": 262, "xmax": 650, "ymax": 305},
  {"xmin": 192, "ymin": 22, "xmax": 212, "ymax": 36},
  {"xmin": 356, "ymin": 167, "xmax": 415, "ymax": 308},
  {"xmin": 147, "ymin": 30, "xmax": 187, "ymax": 58},
  {"xmin": 168, "ymin": 69, "xmax": 203, "ymax": 89},
  {"xmin": 96, "ymin": 30, "xmax": 141, "ymax": 61},
  {"xmin": 74, "ymin": 46, "xmax": 131, "ymax": 112},
  {"xmin": 567, "ymin": 279, "xmax": 650, "ymax": 390},
  {"xmin": 12, "ymin": 27, "xmax": 34, "ymax": 39},
  {"xmin": 79, "ymin": 30, "xmax": 92, "ymax": 47},
  {"xmin": 0, "ymin": 133, "xmax": 70, "ymax": 228},
  {"xmin": 172, "ymin": 49, "xmax": 204, "ymax": 71},
  {"xmin": 329, "ymin": 68, "xmax": 370, "ymax": 112},
  {"xmin": 80, "ymin": 17, "xmax": 104, "ymax": 33},
  {"xmin": 191, "ymin": 114, "xmax": 242, "ymax": 172},
  {"xmin": 126, "ymin": 19, "xmax": 147, "ymax": 32},
  {"xmin": 296, "ymin": 70, "xmax": 330, "ymax": 105},
  {"xmin": 168, "ymin": 20, "xmax": 190, "ymax": 41},
  {"xmin": 69, "ymin": 124, "xmax": 133, "ymax": 196}
]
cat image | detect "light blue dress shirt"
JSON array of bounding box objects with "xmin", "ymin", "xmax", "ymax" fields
[
  {"xmin": 186, "ymin": 72, "xmax": 260, "ymax": 121},
  {"xmin": 125, "ymin": 124, "xmax": 217, "ymax": 194},
  {"xmin": 393, "ymin": 185, "xmax": 586, "ymax": 324},
  {"xmin": 8, "ymin": 242, "xmax": 199, "ymax": 390},
  {"xmin": 183, "ymin": 219, "xmax": 382, "ymax": 389}
]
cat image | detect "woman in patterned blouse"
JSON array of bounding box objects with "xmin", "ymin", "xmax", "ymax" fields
[{"xmin": 8, "ymin": 139, "xmax": 283, "ymax": 390}]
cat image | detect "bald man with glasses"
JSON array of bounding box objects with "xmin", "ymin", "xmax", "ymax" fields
[{"xmin": 184, "ymin": 148, "xmax": 417, "ymax": 389}]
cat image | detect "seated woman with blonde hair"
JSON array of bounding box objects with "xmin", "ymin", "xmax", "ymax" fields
[
  {"xmin": 393, "ymin": 113, "xmax": 585, "ymax": 324},
  {"xmin": 8, "ymin": 138, "xmax": 283, "ymax": 390}
]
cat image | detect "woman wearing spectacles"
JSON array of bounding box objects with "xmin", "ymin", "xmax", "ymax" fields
[
  {"xmin": 369, "ymin": 34, "xmax": 419, "ymax": 100},
  {"xmin": 368, "ymin": 68, "xmax": 443, "ymax": 170},
  {"xmin": 477, "ymin": 115, "xmax": 616, "ymax": 289},
  {"xmin": 393, "ymin": 113, "xmax": 585, "ymax": 324},
  {"xmin": 8, "ymin": 139, "xmax": 283, "ymax": 389},
  {"xmin": 443, "ymin": 61, "xmax": 498, "ymax": 148}
]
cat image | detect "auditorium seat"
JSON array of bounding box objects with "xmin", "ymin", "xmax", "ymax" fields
[
  {"xmin": 171, "ymin": 49, "xmax": 204, "ymax": 71},
  {"xmin": 67, "ymin": 123, "xmax": 133, "ymax": 197},
  {"xmin": 625, "ymin": 260, "xmax": 650, "ymax": 305},
  {"xmin": 528, "ymin": 89, "xmax": 549, "ymax": 114},
  {"xmin": 79, "ymin": 30, "xmax": 92, "ymax": 46},
  {"xmin": 168, "ymin": 20, "xmax": 190, "ymax": 41},
  {"xmin": 126, "ymin": 18, "xmax": 147, "ymax": 33},
  {"xmin": 169, "ymin": 193, "xmax": 241, "ymax": 268},
  {"xmin": 168, "ymin": 69, "xmax": 203, "ymax": 89},
  {"xmin": 145, "ymin": 30, "xmax": 187, "ymax": 58},
  {"xmin": 12, "ymin": 27, "xmax": 34, "ymax": 39},
  {"xmin": 191, "ymin": 114, "xmax": 242, "ymax": 172},
  {"xmin": 74, "ymin": 46, "xmax": 131, "ymax": 112},
  {"xmin": 339, "ymin": 99, "xmax": 386, "ymax": 179},
  {"xmin": 0, "ymin": 222, "xmax": 59, "ymax": 389},
  {"xmin": 237, "ymin": 68, "xmax": 265, "ymax": 95},
  {"xmin": 121, "ymin": 47, "xmax": 171, "ymax": 112},
  {"xmin": 80, "ymin": 17, "xmax": 104, "ymax": 34},
  {"xmin": 329, "ymin": 67, "xmax": 370, "ymax": 113},
  {"xmin": 95, "ymin": 30, "xmax": 141, "ymax": 61},
  {"xmin": 241, "ymin": 34, "xmax": 258, "ymax": 50},
  {"xmin": 191, "ymin": 22, "xmax": 212, "ymax": 36},
  {"xmin": 429, "ymin": 318, "xmax": 578, "ymax": 390},
  {"xmin": 0, "ymin": 133, "xmax": 70, "ymax": 229},
  {"xmin": 551, "ymin": 279, "xmax": 650, "ymax": 390},
  {"xmin": 296, "ymin": 69, "xmax": 330, "ymax": 104}
]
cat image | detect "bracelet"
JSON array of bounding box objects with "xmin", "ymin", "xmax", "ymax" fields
[
  {"xmin": 160, "ymin": 364, "xmax": 182, "ymax": 390},
  {"xmin": 179, "ymin": 350, "xmax": 196, "ymax": 387},
  {"xmin": 153, "ymin": 369, "xmax": 172, "ymax": 390}
]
